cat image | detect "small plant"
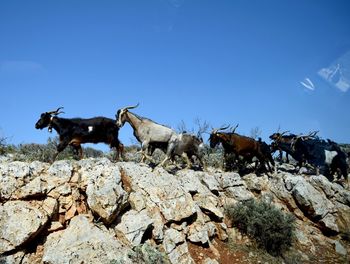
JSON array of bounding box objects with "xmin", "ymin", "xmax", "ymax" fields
[
  {"xmin": 226, "ymin": 199, "xmax": 295, "ymax": 256},
  {"xmin": 14, "ymin": 137, "xmax": 104, "ymax": 162},
  {"xmin": 129, "ymin": 243, "xmax": 170, "ymax": 264},
  {"xmin": 0, "ymin": 136, "xmax": 7, "ymax": 155}
]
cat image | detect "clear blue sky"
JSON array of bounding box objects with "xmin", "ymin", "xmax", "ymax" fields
[{"xmin": 1, "ymin": 0, "xmax": 350, "ymax": 150}]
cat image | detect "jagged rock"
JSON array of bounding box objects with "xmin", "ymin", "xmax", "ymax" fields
[
  {"xmin": 309, "ymin": 175, "xmax": 337, "ymax": 198},
  {"xmin": 286, "ymin": 175, "xmax": 334, "ymax": 220},
  {"xmin": 29, "ymin": 161, "xmax": 49, "ymax": 176},
  {"xmin": 277, "ymin": 163, "xmax": 296, "ymax": 172},
  {"xmin": 47, "ymin": 160, "xmax": 73, "ymax": 181},
  {"xmin": 1, "ymin": 158, "xmax": 350, "ymax": 263},
  {"xmin": 336, "ymin": 205, "xmax": 350, "ymax": 234},
  {"xmin": 293, "ymin": 182, "xmax": 333, "ymax": 219},
  {"xmin": 166, "ymin": 241, "xmax": 194, "ymax": 264},
  {"xmin": 86, "ymin": 163, "xmax": 128, "ymax": 224},
  {"xmin": 216, "ymin": 223, "xmax": 228, "ymax": 241},
  {"xmin": 334, "ymin": 241, "xmax": 347, "ymax": 256},
  {"xmin": 0, "ymin": 201, "xmax": 50, "ymax": 254},
  {"xmin": 48, "ymin": 221, "xmax": 64, "ymax": 232},
  {"xmin": 187, "ymin": 221, "xmax": 217, "ymax": 245},
  {"xmin": 129, "ymin": 191, "xmax": 146, "ymax": 212},
  {"xmin": 187, "ymin": 221, "xmax": 210, "ymax": 244},
  {"xmin": 0, "ymin": 161, "xmax": 33, "ymax": 200},
  {"xmin": 284, "ymin": 174, "xmax": 303, "ymax": 191},
  {"xmin": 0, "ymin": 251, "xmax": 26, "ymax": 264},
  {"xmin": 309, "ymin": 175, "xmax": 350, "ymax": 206},
  {"xmin": 40, "ymin": 197, "xmax": 58, "ymax": 217},
  {"xmin": 335, "ymin": 190, "xmax": 350, "ymax": 207},
  {"xmin": 163, "ymin": 228, "xmax": 186, "ymax": 254},
  {"xmin": 184, "ymin": 207, "xmax": 217, "ymax": 245},
  {"xmin": 148, "ymin": 207, "xmax": 165, "ymax": 242},
  {"xmin": 224, "ymin": 186, "xmax": 254, "ymax": 201},
  {"xmin": 119, "ymin": 163, "xmax": 197, "ymax": 223},
  {"xmin": 115, "ymin": 209, "xmax": 154, "ymax": 247},
  {"xmin": 14, "ymin": 176, "xmax": 48, "ymax": 199},
  {"xmin": 193, "ymin": 193, "xmax": 224, "ymax": 220},
  {"xmin": 176, "ymin": 170, "xmax": 211, "ymax": 195},
  {"xmin": 270, "ymin": 177, "xmax": 298, "ymax": 210},
  {"xmin": 242, "ymin": 173, "xmax": 269, "ymax": 192},
  {"xmin": 78, "ymin": 158, "xmax": 114, "ymax": 186},
  {"xmin": 45, "ymin": 161, "xmax": 74, "ymax": 198},
  {"xmin": 215, "ymin": 171, "xmax": 243, "ymax": 189},
  {"xmin": 318, "ymin": 213, "xmax": 339, "ymax": 234},
  {"xmin": 201, "ymin": 173, "xmax": 221, "ymax": 193},
  {"xmin": 0, "ymin": 161, "xmax": 31, "ymax": 179},
  {"xmin": 42, "ymin": 215, "xmax": 133, "ymax": 264},
  {"xmin": 294, "ymin": 224, "xmax": 314, "ymax": 248}
]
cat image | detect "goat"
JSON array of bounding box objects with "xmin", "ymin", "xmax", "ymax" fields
[
  {"xmin": 293, "ymin": 136, "xmax": 348, "ymax": 185},
  {"xmin": 159, "ymin": 133, "xmax": 207, "ymax": 170},
  {"xmin": 116, "ymin": 104, "xmax": 177, "ymax": 163},
  {"xmin": 269, "ymin": 131, "xmax": 296, "ymax": 163},
  {"xmin": 35, "ymin": 107, "xmax": 122, "ymax": 162},
  {"xmin": 209, "ymin": 125, "xmax": 274, "ymax": 173}
]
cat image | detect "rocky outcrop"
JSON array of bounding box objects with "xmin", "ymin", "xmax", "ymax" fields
[
  {"xmin": 0, "ymin": 157, "xmax": 349, "ymax": 263},
  {"xmin": 42, "ymin": 215, "xmax": 133, "ymax": 264}
]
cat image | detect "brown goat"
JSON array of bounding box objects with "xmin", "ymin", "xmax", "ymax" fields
[{"xmin": 209, "ymin": 126, "xmax": 274, "ymax": 172}]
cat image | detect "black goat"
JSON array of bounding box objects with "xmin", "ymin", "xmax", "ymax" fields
[{"xmin": 35, "ymin": 107, "xmax": 122, "ymax": 162}]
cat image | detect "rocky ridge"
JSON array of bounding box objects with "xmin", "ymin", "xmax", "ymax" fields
[{"xmin": 0, "ymin": 157, "xmax": 349, "ymax": 263}]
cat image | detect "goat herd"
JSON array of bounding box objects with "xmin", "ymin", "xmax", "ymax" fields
[{"xmin": 35, "ymin": 105, "xmax": 349, "ymax": 186}]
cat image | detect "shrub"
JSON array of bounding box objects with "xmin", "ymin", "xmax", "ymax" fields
[
  {"xmin": 81, "ymin": 146, "xmax": 104, "ymax": 158},
  {"xmin": 226, "ymin": 199, "xmax": 295, "ymax": 256},
  {"xmin": 128, "ymin": 243, "xmax": 170, "ymax": 264},
  {"xmin": 15, "ymin": 140, "xmax": 73, "ymax": 162},
  {"xmin": 204, "ymin": 145, "xmax": 224, "ymax": 169},
  {"xmin": 0, "ymin": 136, "xmax": 7, "ymax": 155},
  {"xmin": 14, "ymin": 137, "xmax": 104, "ymax": 162}
]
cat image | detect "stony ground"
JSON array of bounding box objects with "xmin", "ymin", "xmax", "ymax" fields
[{"xmin": 0, "ymin": 156, "xmax": 349, "ymax": 263}]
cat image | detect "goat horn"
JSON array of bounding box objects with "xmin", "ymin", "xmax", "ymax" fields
[
  {"xmin": 280, "ymin": 130, "xmax": 290, "ymax": 136},
  {"xmin": 212, "ymin": 124, "xmax": 230, "ymax": 134},
  {"xmin": 47, "ymin": 107, "xmax": 64, "ymax": 115},
  {"xmin": 309, "ymin": 130, "xmax": 319, "ymax": 137},
  {"xmin": 231, "ymin": 124, "xmax": 239, "ymax": 133},
  {"xmin": 123, "ymin": 103, "xmax": 139, "ymax": 111}
]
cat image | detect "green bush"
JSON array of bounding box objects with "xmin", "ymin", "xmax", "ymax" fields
[
  {"xmin": 14, "ymin": 137, "xmax": 104, "ymax": 162},
  {"xmin": 226, "ymin": 199, "xmax": 295, "ymax": 256},
  {"xmin": 128, "ymin": 243, "xmax": 170, "ymax": 264},
  {"xmin": 15, "ymin": 139, "xmax": 73, "ymax": 162},
  {"xmin": 0, "ymin": 136, "xmax": 6, "ymax": 155}
]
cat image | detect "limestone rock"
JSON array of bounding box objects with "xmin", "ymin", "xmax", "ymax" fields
[
  {"xmin": 215, "ymin": 171, "xmax": 243, "ymax": 189},
  {"xmin": 14, "ymin": 176, "xmax": 48, "ymax": 199},
  {"xmin": 42, "ymin": 215, "xmax": 133, "ymax": 264},
  {"xmin": 0, "ymin": 161, "xmax": 33, "ymax": 200},
  {"xmin": 334, "ymin": 241, "xmax": 347, "ymax": 256},
  {"xmin": 242, "ymin": 173, "xmax": 269, "ymax": 192},
  {"xmin": 318, "ymin": 213, "xmax": 339, "ymax": 234},
  {"xmin": 201, "ymin": 173, "xmax": 221, "ymax": 193},
  {"xmin": 287, "ymin": 176, "xmax": 334, "ymax": 220},
  {"xmin": 119, "ymin": 162, "xmax": 197, "ymax": 223},
  {"xmin": 293, "ymin": 183, "xmax": 333, "ymax": 219},
  {"xmin": 0, "ymin": 201, "xmax": 49, "ymax": 254},
  {"xmin": 0, "ymin": 251, "xmax": 26, "ymax": 264},
  {"xmin": 193, "ymin": 193, "xmax": 224, "ymax": 220},
  {"xmin": 163, "ymin": 228, "xmax": 186, "ymax": 254},
  {"xmin": 86, "ymin": 163, "xmax": 128, "ymax": 224},
  {"xmin": 224, "ymin": 186, "xmax": 254, "ymax": 201},
  {"xmin": 115, "ymin": 209, "xmax": 154, "ymax": 247},
  {"xmin": 166, "ymin": 241, "xmax": 194, "ymax": 264},
  {"xmin": 129, "ymin": 191, "xmax": 146, "ymax": 212}
]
